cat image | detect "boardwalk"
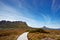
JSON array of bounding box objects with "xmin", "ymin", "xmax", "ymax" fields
[{"xmin": 17, "ymin": 32, "xmax": 29, "ymax": 40}]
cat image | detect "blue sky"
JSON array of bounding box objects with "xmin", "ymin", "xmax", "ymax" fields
[{"xmin": 0, "ymin": 0, "xmax": 60, "ymax": 28}]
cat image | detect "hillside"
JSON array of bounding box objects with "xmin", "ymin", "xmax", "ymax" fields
[
  {"xmin": 0, "ymin": 20, "xmax": 30, "ymax": 30},
  {"xmin": 0, "ymin": 20, "xmax": 31, "ymax": 40}
]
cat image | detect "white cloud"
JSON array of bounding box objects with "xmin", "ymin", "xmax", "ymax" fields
[
  {"xmin": 0, "ymin": 1, "xmax": 45, "ymax": 27},
  {"xmin": 0, "ymin": 1, "xmax": 60, "ymax": 28}
]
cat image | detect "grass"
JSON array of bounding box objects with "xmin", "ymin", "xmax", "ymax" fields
[
  {"xmin": 28, "ymin": 29, "xmax": 60, "ymax": 40},
  {"xmin": 0, "ymin": 29, "xmax": 28, "ymax": 40},
  {"xmin": 0, "ymin": 28, "xmax": 60, "ymax": 40},
  {"xmin": 28, "ymin": 28, "xmax": 49, "ymax": 33},
  {"xmin": 1, "ymin": 20, "xmax": 60, "ymax": 40},
  {"xmin": 0, "ymin": 20, "xmax": 31, "ymax": 40}
]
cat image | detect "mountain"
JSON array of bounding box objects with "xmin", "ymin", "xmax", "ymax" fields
[
  {"xmin": 42, "ymin": 26, "xmax": 60, "ymax": 30},
  {"xmin": 0, "ymin": 20, "xmax": 30, "ymax": 29}
]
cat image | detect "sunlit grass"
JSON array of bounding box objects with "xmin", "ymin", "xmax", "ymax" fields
[
  {"xmin": 28, "ymin": 30, "xmax": 60, "ymax": 40},
  {"xmin": 0, "ymin": 29, "xmax": 27, "ymax": 40}
]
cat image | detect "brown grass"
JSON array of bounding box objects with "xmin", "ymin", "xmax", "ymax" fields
[
  {"xmin": 28, "ymin": 30, "xmax": 60, "ymax": 40},
  {"xmin": 0, "ymin": 29, "xmax": 28, "ymax": 40}
]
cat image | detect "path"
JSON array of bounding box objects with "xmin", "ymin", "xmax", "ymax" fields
[{"xmin": 17, "ymin": 32, "xmax": 29, "ymax": 40}]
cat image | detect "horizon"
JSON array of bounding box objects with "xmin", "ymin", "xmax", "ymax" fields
[
  {"xmin": 0, "ymin": 20, "xmax": 60, "ymax": 29},
  {"xmin": 0, "ymin": 0, "xmax": 60, "ymax": 28}
]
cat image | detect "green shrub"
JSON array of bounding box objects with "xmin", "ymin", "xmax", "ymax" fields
[{"xmin": 29, "ymin": 28, "xmax": 49, "ymax": 33}]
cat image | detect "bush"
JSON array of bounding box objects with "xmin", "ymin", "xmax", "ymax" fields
[{"xmin": 29, "ymin": 28, "xmax": 49, "ymax": 33}]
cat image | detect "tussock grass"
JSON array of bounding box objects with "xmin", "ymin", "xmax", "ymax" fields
[
  {"xmin": 28, "ymin": 30, "xmax": 60, "ymax": 40},
  {"xmin": 0, "ymin": 29, "xmax": 27, "ymax": 40}
]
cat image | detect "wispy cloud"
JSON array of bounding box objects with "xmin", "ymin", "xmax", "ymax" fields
[
  {"xmin": 51, "ymin": 0, "xmax": 60, "ymax": 14},
  {"xmin": 0, "ymin": 1, "xmax": 45, "ymax": 27},
  {"xmin": 0, "ymin": 0, "xmax": 60, "ymax": 28},
  {"xmin": 41, "ymin": 13, "xmax": 51, "ymax": 26}
]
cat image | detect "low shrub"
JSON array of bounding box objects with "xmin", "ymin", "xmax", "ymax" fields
[{"xmin": 29, "ymin": 28, "xmax": 49, "ymax": 33}]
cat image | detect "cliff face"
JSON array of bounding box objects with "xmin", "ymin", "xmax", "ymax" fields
[{"xmin": 0, "ymin": 20, "xmax": 29, "ymax": 29}]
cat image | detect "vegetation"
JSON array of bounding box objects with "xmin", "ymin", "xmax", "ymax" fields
[
  {"xmin": 0, "ymin": 29, "xmax": 27, "ymax": 40},
  {"xmin": 0, "ymin": 20, "xmax": 29, "ymax": 30},
  {"xmin": 29, "ymin": 28, "xmax": 49, "ymax": 33},
  {"xmin": 0, "ymin": 20, "xmax": 31, "ymax": 40},
  {"xmin": 28, "ymin": 30, "xmax": 60, "ymax": 40},
  {"xmin": 0, "ymin": 20, "xmax": 60, "ymax": 40}
]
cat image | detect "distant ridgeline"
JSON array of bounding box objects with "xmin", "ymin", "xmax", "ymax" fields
[{"xmin": 0, "ymin": 20, "xmax": 30, "ymax": 29}]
